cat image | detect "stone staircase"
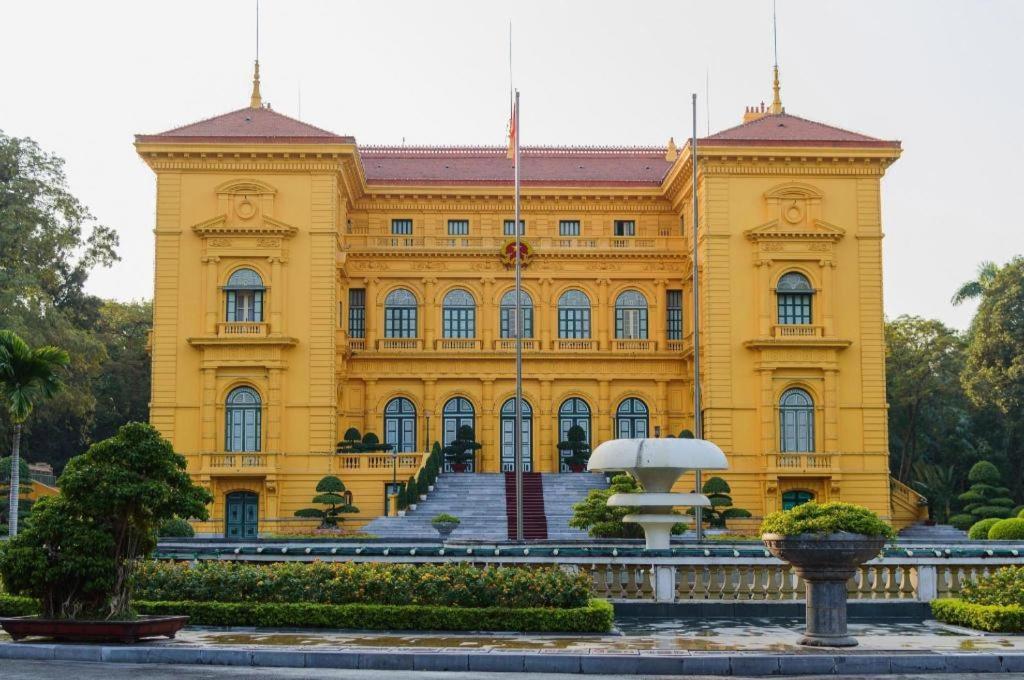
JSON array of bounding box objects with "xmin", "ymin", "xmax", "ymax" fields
[
  {"xmin": 504, "ymin": 472, "xmax": 548, "ymax": 539},
  {"xmin": 897, "ymin": 523, "xmax": 968, "ymax": 542},
  {"xmin": 362, "ymin": 471, "xmax": 608, "ymax": 541}
]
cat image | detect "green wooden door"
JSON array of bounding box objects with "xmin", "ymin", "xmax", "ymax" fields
[
  {"xmin": 781, "ymin": 490, "xmax": 815, "ymax": 511},
  {"xmin": 226, "ymin": 491, "xmax": 258, "ymax": 539}
]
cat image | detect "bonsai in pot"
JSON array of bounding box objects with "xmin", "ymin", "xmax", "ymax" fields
[
  {"xmin": 442, "ymin": 425, "xmax": 481, "ymax": 473},
  {"xmin": 431, "ymin": 513, "xmax": 460, "ymax": 539},
  {"xmin": 557, "ymin": 425, "xmax": 591, "ymax": 473},
  {"xmin": 0, "ymin": 422, "xmax": 212, "ymax": 642},
  {"xmin": 761, "ymin": 501, "xmax": 894, "ymax": 647}
]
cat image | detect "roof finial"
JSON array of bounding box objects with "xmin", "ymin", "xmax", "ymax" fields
[
  {"xmin": 770, "ymin": 0, "xmax": 784, "ymax": 114},
  {"xmin": 665, "ymin": 136, "xmax": 678, "ymax": 162},
  {"xmin": 249, "ymin": 0, "xmax": 262, "ymax": 108}
]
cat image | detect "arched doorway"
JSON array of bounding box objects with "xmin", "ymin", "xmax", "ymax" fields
[
  {"xmin": 384, "ymin": 397, "xmax": 417, "ymax": 453},
  {"xmin": 442, "ymin": 397, "xmax": 476, "ymax": 472},
  {"xmin": 225, "ymin": 491, "xmax": 258, "ymax": 539},
  {"xmin": 500, "ymin": 398, "xmax": 532, "ymax": 472},
  {"xmin": 616, "ymin": 398, "xmax": 649, "ymax": 439},
  {"xmin": 558, "ymin": 398, "xmax": 591, "ymax": 472},
  {"xmin": 782, "ymin": 490, "xmax": 815, "ymax": 511}
]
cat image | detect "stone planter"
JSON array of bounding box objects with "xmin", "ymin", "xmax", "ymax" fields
[
  {"xmin": 432, "ymin": 521, "xmax": 459, "ymax": 539},
  {"xmin": 762, "ymin": 532, "xmax": 885, "ymax": 647},
  {"xmin": 0, "ymin": 615, "xmax": 188, "ymax": 643}
]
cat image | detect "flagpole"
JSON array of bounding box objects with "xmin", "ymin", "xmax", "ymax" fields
[
  {"xmin": 513, "ymin": 90, "xmax": 524, "ymax": 542},
  {"xmin": 691, "ymin": 92, "xmax": 704, "ymax": 542}
]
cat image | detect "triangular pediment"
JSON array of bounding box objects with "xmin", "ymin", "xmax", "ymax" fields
[
  {"xmin": 190, "ymin": 214, "xmax": 299, "ymax": 238},
  {"xmin": 744, "ymin": 218, "xmax": 846, "ymax": 242}
]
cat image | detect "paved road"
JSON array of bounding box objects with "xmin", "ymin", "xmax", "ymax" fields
[{"xmin": 5, "ymin": 660, "xmax": 1024, "ymax": 680}]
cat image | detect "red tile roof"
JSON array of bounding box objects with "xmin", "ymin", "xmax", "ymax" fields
[
  {"xmin": 702, "ymin": 113, "xmax": 900, "ymax": 148},
  {"xmin": 359, "ymin": 146, "xmax": 672, "ymax": 187},
  {"xmin": 135, "ymin": 106, "xmax": 353, "ymax": 144}
]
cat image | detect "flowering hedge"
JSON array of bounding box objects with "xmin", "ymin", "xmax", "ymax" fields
[
  {"xmin": 132, "ymin": 561, "xmax": 591, "ymax": 609},
  {"xmin": 960, "ymin": 565, "xmax": 1024, "ymax": 607}
]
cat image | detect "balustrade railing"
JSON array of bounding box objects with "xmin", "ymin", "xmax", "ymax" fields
[
  {"xmin": 335, "ymin": 453, "xmax": 423, "ymax": 471},
  {"xmin": 556, "ymin": 339, "xmax": 595, "ymax": 351},
  {"xmin": 612, "ymin": 339, "xmax": 655, "ymax": 352},
  {"xmin": 344, "ymin": 234, "xmax": 687, "ymax": 253},
  {"xmin": 771, "ymin": 324, "xmax": 824, "ymax": 339},
  {"xmin": 494, "ymin": 338, "xmax": 539, "ymax": 351},
  {"xmin": 434, "ymin": 338, "xmax": 481, "ymax": 351},
  {"xmin": 203, "ymin": 452, "xmax": 273, "ymax": 473},
  {"xmin": 376, "ymin": 338, "xmax": 423, "ymax": 351},
  {"xmin": 217, "ymin": 322, "xmax": 269, "ymax": 337},
  {"xmin": 771, "ymin": 452, "xmax": 835, "ymax": 471}
]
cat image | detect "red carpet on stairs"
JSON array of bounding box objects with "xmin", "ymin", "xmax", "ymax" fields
[{"xmin": 504, "ymin": 472, "xmax": 548, "ymax": 540}]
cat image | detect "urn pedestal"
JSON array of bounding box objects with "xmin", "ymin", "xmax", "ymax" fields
[{"xmin": 762, "ymin": 532, "xmax": 885, "ymax": 647}]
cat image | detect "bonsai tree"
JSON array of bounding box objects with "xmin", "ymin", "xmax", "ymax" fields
[
  {"xmin": 442, "ymin": 425, "xmax": 481, "ymax": 471},
  {"xmin": 336, "ymin": 427, "xmax": 363, "ymax": 453},
  {"xmin": 294, "ymin": 475, "xmax": 359, "ymax": 528},
  {"xmin": 687, "ymin": 476, "xmax": 752, "ymax": 528},
  {"xmin": 336, "ymin": 428, "xmax": 393, "ymax": 454},
  {"xmin": 0, "ymin": 456, "xmax": 34, "ymax": 529},
  {"xmin": 157, "ymin": 517, "xmax": 195, "ymax": 538},
  {"xmin": 950, "ymin": 461, "xmax": 1015, "ymax": 529},
  {"xmin": 0, "ymin": 330, "xmax": 70, "ymax": 536},
  {"xmin": 570, "ymin": 473, "xmax": 686, "ymax": 538},
  {"xmin": 760, "ymin": 501, "xmax": 895, "ymax": 539},
  {"xmin": 557, "ymin": 425, "xmax": 591, "ymax": 472},
  {"xmin": 0, "ymin": 422, "xmax": 212, "ymax": 619},
  {"xmin": 679, "ymin": 429, "xmax": 695, "ymax": 439}
]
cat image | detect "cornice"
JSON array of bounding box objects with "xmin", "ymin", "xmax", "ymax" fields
[
  {"xmin": 744, "ymin": 218, "xmax": 846, "ymax": 242},
  {"xmin": 190, "ymin": 214, "xmax": 299, "ymax": 238},
  {"xmin": 187, "ymin": 335, "xmax": 299, "ymax": 348},
  {"xmin": 743, "ymin": 337, "xmax": 852, "ymax": 351}
]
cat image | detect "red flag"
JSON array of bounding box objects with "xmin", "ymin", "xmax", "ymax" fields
[{"xmin": 506, "ymin": 98, "xmax": 517, "ymax": 159}]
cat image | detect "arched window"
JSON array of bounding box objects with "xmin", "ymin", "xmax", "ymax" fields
[
  {"xmin": 225, "ymin": 386, "xmax": 261, "ymax": 452},
  {"xmin": 225, "ymin": 268, "xmax": 264, "ymax": 322},
  {"xmin": 384, "ymin": 397, "xmax": 417, "ymax": 453},
  {"xmin": 782, "ymin": 490, "xmax": 815, "ymax": 511},
  {"xmin": 615, "ymin": 290, "xmax": 648, "ymax": 339},
  {"xmin": 558, "ymin": 398, "xmax": 591, "ymax": 472},
  {"xmin": 384, "ymin": 288, "xmax": 418, "ymax": 338},
  {"xmin": 616, "ymin": 398, "xmax": 649, "ymax": 439},
  {"xmin": 500, "ymin": 398, "xmax": 533, "ymax": 472},
  {"xmin": 500, "ymin": 289, "xmax": 533, "ymax": 339},
  {"xmin": 780, "ymin": 388, "xmax": 815, "ymax": 452},
  {"xmin": 777, "ymin": 272, "xmax": 813, "ymax": 325},
  {"xmin": 558, "ymin": 289, "xmax": 591, "ymax": 339},
  {"xmin": 442, "ymin": 289, "xmax": 476, "ymax": 338}
]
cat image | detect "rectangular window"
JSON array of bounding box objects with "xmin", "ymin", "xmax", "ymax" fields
[
  {"xmin": 226, "ymin": 290, "xmax": 263, "ymax": 322},
  {"xmin": 614, "ymin": 220, "xmax": 636, "ymax": 236},
  {"xmin": 500, "ymin": 307, "xmax": 534, "ymax": 338},
  {"xmin": 667, "ymin": 289, "xmax": 683, "ymax": 340},
  {"xmin": 348, "ymin": 288, "xmax": 365, "ymax": 338},
  {"xmin": 558, "ymin": 309, "xmax": 591, "ymax": 339},
  {"xmin": 778, "ymin": 293, "xmax": 812, "ymax": 325},
  {"xmin": 615, "ymin": 308, "xmax": 648, "ymax": 339},
  {"xmin": 385, "ymin": 307, "xmax": 417, "ymax": 338},
  {"xmin": 447, "ymin": 219, "xmax": 470, "ymax": 236},
  {"xmin": 442, "ymin": 307, "xmax": 475, "ymax": 338},
  {"xmin": 559, "ymin": 220, "xmax": 581, "ymax": 236},
  {"xmin": 503, "ymin": 219, "xmax": 525, "ymax": 236},
  {"xmin": 391, "ymin": 219, "xmax": 413, "ymax": 235}
]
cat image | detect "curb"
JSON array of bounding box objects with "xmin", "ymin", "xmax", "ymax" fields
[{"xmin": 1, "ymin": 642, "xmax": 1023, "ymax": 675}]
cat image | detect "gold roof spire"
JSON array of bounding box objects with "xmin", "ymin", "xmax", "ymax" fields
[
  {"xmin": 249, "ymin": 60, "xmax": 262, "ymax": 109},
  {"xmin": 770, "ymin": 64, "xmax": 783, "ymax": 114}
]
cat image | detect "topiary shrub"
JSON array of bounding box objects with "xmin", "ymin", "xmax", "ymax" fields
[
  {"xmin": 760, "ymin": 501, "xmax": 895, "ymax": 539},
  {"xmin": 686, "ymin": 476, "xmax": 752, "ymax": 528},
  {"xmin": 442, "ymin": 425, "xmax": 481, "ymax": 471},
  {"xmin": 957, "ymin": 461, "xmax": 1016, "ymax": 524},
  {"xmin": 158, "ymin": 517, "xmax": 195, "ymax": 538},
  {"xmin": 294, "ymin": 476, "xmax": 358, "ymax": 528},
  {"xmin": 988, "ymin": 518, "xmax": 1024, "ymax": 541},
  {"xmin": 1015, "ymin": 506, "xmax": 1024, "ymax": 519},
  {"xmin": 570, "ymin": 473, "xmax": 686, "ymax": 538},
  {"xmin": 968, "ymin": 518, "xmax": 1001, "ymax": 540},
  {"xmin": 950, "ymin": 513, "xmax": 976, "ymax": 530}
]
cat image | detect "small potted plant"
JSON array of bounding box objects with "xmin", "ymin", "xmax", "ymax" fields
[
  {"xmin": 761, "ymin": 501, "xmax": 894, "ymax": 647},
  {"xmin": 557, "ymin": 425, "xmax": 591, "ymax": 473},
  {"xmin": 443, "ymin": 425, "xmax": 481, "ymax": 473},
  {"xmin": 431, "ymin": 513, "xmax": 460, "ymax": 539}
]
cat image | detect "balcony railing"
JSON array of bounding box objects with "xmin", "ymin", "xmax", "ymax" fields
[
  {"xmin": 334, "ymin": 453, "xmax": 424, "ymax": 471},
  {"xmin": 376, "ymin": 338, "xmax": 423, "ymax": 351},
  {"xmin": 434, "ymin": 338, "xmax": 481, "ymax": 351},
  {"xmin": 494, "ymin": 338, "xmax": 539, "ymax": 351},
  {"xmin": 217, "ymin": 322, "xmax": 269, "ymax": 337},
  {"xmin": 344, "ymin": 234, "xmax": 687, "ymax": 253},
  {"xmin": 612, "ymin": 339, "xmax": 655, "ymax": 352},
  {"xmin": 771, "ymin": 452, "xmax": 835, "ymax": 472},
  {"xmin": 771, "ymin": 324, "xmax": 824, "ymax": 339},
  {"xmin": 348, "ymin": 338, "xmax": 366, "ymax": 351},
  {"xmin": 203, "ymin": 452, "xmax": 274, "ymax": 474},
  {"xmin": 665, "ymin": 339, "xmax": 688, "ymax": 352},
  {"xmin": 556, "ymin": 339, "xmax": 595, "ymax": 351}
]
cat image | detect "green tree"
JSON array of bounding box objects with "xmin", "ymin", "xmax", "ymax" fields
[
  {"xmin": 442, "ymin": 425, "xmax": 481, "ymax": 471},
  {"xmin": 952, "ymin": 260, "xmax": 1000, "ymax": 305},
  {"xmin": 950, "ymin": 461, "xmax": 1016, "ymax": 529},
  {"xmin": 911, "ymin": 461, "xmax": 958, "ymax": 524},
  {"xmin": 693, "ymin": 476, "xmax": 752, "ymax": 528},
  {"xmin": 569, "ymin": 473, "xmax": 687, "ymax": 538},
  {"xmin": 0, "ymin": 456, "xmax": 33, "ymax": 529},
  {"xmin": 294, "ymin": 475, "xmax": 358, "ymax": 528},
  {"xmin": 89, "ymin": 300, "xmax": 152, "ymax": 442},
  {"xmin": 557, "ymin": 425, "xmax": 591, "ymax": 470},
  {"xmin": 0, "ymin": 330, "xmax": 69, "ymax": 536}
]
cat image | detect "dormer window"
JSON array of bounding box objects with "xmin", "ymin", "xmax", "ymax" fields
[{"xmin": 225, "ymin": 268, "xmax": 264, "ymax": 322}]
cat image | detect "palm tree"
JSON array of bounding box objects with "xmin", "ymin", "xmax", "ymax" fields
[
  {"xmin": 951, "ymin": 260, "xmax": 1000, "ymax": 305},
  {"xmin": 0, "ymin": 331, "xmax": 69, "ymax": 536},
  {"xmin": 911, "ymin": 461, "xmax": 958, "ymax": 524}
]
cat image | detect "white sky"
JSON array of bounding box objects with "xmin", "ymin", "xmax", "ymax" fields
[{"xmin": 2, "ymin": 0, "xmax": 1021, "ymax": 329}]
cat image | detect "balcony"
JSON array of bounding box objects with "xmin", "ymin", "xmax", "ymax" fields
[
  {"xmin": 771, "ymin": 324, "xmax": 824, "ymax": 339},
  {"xmin": 434, "ymin": 338, "xmax": 482, "ymax": 351},
  {"xmin": 336, "ymin": 453, "xmax": 423, "ymax": 471},
  {"xmin": 202, "ymin": 452, "xmax": 276, "ymax": 475},
  {"xmin": 770, "ymin": 452, "xmax": 835, "ymax": 473},
  {"xmin": 666, "ymin": 339, "xmax": 689, "ymax": 352},
  {"xmin": 494, "ymin": 338, "xmax": 539, "ymax": 351},
  {"xmin": 376, "ymin": 338, "xmax": 424, "ymax": 351},
  {"xmin": 612, "ymin": 339, "xmax": 655, "ymax": 352},
  {"xmin": 556, "ymin": 339, "xmax": 595, "ymax": 351},
  {"xmin": 348, "ymin": 338, "xmax": 366, "ymax": 351},
  {"xmin": 217, "ymin": 322, "xmax": 269, "ymax": 338}
]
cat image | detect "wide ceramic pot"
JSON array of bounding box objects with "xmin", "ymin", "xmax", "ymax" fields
[
  {"xmin": 762, "ymin": 532, "xmax": 885, "ymax": 647},
  {"xmin": 0, "ymin": 615, "xmax": 188, "ymax": 643},
  {"xmin": 432, "ymin": 521, "xmax": 459, "ymax": 539}
]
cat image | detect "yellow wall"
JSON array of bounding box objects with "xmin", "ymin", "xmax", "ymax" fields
[{"xmin": 137, "ymin": 125, "xmax": 920, "ymax": 536}]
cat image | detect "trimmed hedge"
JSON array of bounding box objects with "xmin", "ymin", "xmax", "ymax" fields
[
  {"xmin": 760, "ymin": 501, "xmax": 894, "ymax": 539},
  {"xmin": 133, "ymin": 560, "xmax": 590, "ymax": 609},
  {"xmin": 968, "ymin": 517, "xmax": 1001, "ymax": 540},
  {"xmin": 0, "ymin": 594, "xmax": 613, "ymax": 633},
  {"xmin": 931, "ymin": 598, "xmax": 1024, "ymax": 632},
  {"xmin": 961, "ymin": 565, "xmax": 1024, "ymax": 607},
  {"xmin": 988, "ymin": 518, "xmax": 1024, "ymax": 540}
]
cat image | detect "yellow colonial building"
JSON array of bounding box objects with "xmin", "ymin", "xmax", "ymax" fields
[{"xmin": 136, "ymin": 65, "xmax": 925, "ymax": 537}]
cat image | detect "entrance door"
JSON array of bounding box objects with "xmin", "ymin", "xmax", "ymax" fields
[
  {"xmin": 500, "ymin": 398, "xmax": 532, "ymax": 472},
  {"xmin": 225, "ymin": 491, "xmax": 258, "ymax": 539},
  {"xmin": 782, "ymin": 490, "xmax": 815, "ymax": 510}
]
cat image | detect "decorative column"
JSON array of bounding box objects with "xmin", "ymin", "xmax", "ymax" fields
[
  {"xmin": 268, "ymin": 256, "xmax": 285, "ymax": 335},
  {"xmin": 656, "ymin": 380, "xmax": 668, "ymax": 437},
  {"xmin": 652, "ymin": 279, "xmax": 667, "ymax": 350},
  {"xmin": 481, "ymin": 378, "xmax": 495, "ymax": 471},
  {"xmin": 539, "ymin": 379, "xmax": 553, "ymax": 471},
  {"xmin": 823, "ymin": 367, "xmax": 839, "ymax": 453},
  {"xmin": 821, "ymin": 259, "xmax": 836, "ymax": 337},
  {"xmin": 364, "ymin": 378, "xmax": 377, "ymax": 436},
  {"xmin": 423, "ymin": 277, "xmax": 437, "ymax": 349},
  {"xmin": 423, "ymin": 378, "xmax": 437, "ymax": 451},
  {"xmin": 201, "ymin": 367, "xmax": 217, "ymax": 451},
  {"xmin": 202, "ymin": 256, "xmax": 220, "ymax": 335},
  {"xmin": 756, "ymin": 258, "xmax": 773, "ymax": 337},
  {"xmin": 267, "ymin": 367, "xmax": 284, "ymax": 452},
  {"xmin": 364, "ymin": 277, "xmax": 379, "ymax": 349},
  {"xmin": 598, "ymin": 379, "xmax": 612, "ymax": 443},
  {"xmin": 539, "ymin": 278, "xmax": 553, "ymax": 349},
  {"xmin": 481, "ymin": 276, "xmax": 495, "ymax": 348},
  {"xmin": 597, "ymin": 279, "xmax": 610, "ymax": 350}
]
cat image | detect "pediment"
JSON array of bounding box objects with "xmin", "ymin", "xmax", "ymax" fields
[
  {"xmin": 190, "ymin": 214, "xmax": 298, "ymax": 238},
  {"xmin": 744, "ymin": 218, "xmax": 846, "ymax": 242}
]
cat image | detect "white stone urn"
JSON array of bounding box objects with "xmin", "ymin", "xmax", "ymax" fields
[{"xmin": 588, "ymin": 438, "xmax": 728, "ymax": 549}]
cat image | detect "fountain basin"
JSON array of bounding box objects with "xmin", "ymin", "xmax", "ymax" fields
[
  {"xmin": 607, "ymin": 493, "xmax": 710, "ymax": 507},
  {"xmin": 588, "ymin": 438, "xmax": 727, "ymax": 492}
]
